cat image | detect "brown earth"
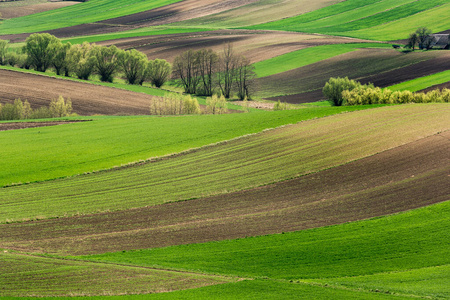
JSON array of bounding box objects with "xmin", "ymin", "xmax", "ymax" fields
[
  {"xmin": 1, "ymin": 131, "xmax": 448, "ymax": 255},
  {"xmin": 259, "ymin": 49, "xmax": 450, "ymax": 102},
  {"xmin": 420, "ymin": 82, "xmax": 450, "ymax": 93},
  {"xmin": 0, "ymin": 1, "xmax": 78, "ymax": 19},
  {"xmin": 100, "ymin": 30, "xmax": 366, "ymax": 64},
  {"xmin": 0, "ymin": 120, "xmax": 87, "ymax": 131},
  {"xmin": 0, "ymin": 69, "xmax": 155, "ymax": 115}
]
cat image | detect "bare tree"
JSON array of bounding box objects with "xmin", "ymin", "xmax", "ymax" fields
[
  {"xmin": 235, "ymin": 56, "xmax": 256, "ymax": 100},
  {"xmin": 218, "ymin": 43, "xmax": 238, "ymax": 98},
  {"xmin": 173, "ymin": 50, "xmax": 200, "ymax": 94},
  {"xmin": 197, "ymin": 49, "xmax": 218, "ymax": 96}
]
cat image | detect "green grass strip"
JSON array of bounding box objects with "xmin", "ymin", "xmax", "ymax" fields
[
  {"xmin": 0, "ymin": 104, "xmax": 448, "ymax": 223},
  {"xmin": 253, "ymin": 43, "xmax": 391, "ymax": 78},
  {"xmin": 63, "ymin": 27, "xmax": 217, "ymax": 45},
  {"xmin": 79, "ymin": 199, "xmax": 450, "ymax": 280},
  {"xmin": 388, "ymin": 70, "xmax": 450, "ymax": 92},
  {"xmin": 0, "ymin": 0, "xmax": 183, "ymax": 35}
]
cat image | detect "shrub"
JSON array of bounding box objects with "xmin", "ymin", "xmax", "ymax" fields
[
  {"xmin": 0, "ymin": 39, "xmax": 8, "ymax": 65},
  {"xmin": 49, "ymin": 95, "xmax": 72, "ymax": 117},
  {"xmin": 5, "ymin": 51, "xmax": 19, "ymax": 67},
  {"xmin": 67, "ymin": 42, "xmax": 95, "ymax": 80},
  {"xmin": 323, "ymin": 77, "xmax": 362, "ymax": 106},
  {"xmin": 23, "ymin": 33, "xmax": 60, "ymax": 72},
  {"xmin": 147, "ymin": 59, "xmax": 172, "ymax": 88},
  {"xmin": 91, "ymin": 45, "xmax": 119, "ymax": 82},
  {"xmin": 150, "ymin": 94, "xmax": 201, "ymax": 115},
  {"xmin": 206, "ymin": 94, "xmax": 227, "ymax": 114},
  {"xmin": 273, "ymin": 100, "xmax": 289, "ymax": 111},
  {"xmin": 118, "ymin": 49, "xmax": 148, "ymax": 85}
]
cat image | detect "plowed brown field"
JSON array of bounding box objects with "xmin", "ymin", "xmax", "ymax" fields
[
  {"xmin": 2, "ymin": 131, "xmax": 448, "ymax": 255},
  {"xmin": 0, "ymin": 69, "xmax": 153, "ymax": 115},
  {"xmin": 0, "ymin": 1, "xmax": 78, "ymax": 19}
]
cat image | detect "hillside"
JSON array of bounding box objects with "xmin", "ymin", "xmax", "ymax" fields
[{"xmin": 0, "ymin": 0, "xmax": 449, "ymax": 298}]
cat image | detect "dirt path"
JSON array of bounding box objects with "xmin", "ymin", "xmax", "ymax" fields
[
  {"xmin": 2, "ymin": 131, "xmax": 448, "ymax": 255},
  {"xmin": 0, "ymin": 69, "xmax": 154, "ymax": 115}
]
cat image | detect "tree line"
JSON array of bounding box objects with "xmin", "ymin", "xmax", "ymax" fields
[
  {"xmin": 323, "ymin": 77, "xmax": 450, "ymax": 106},
  {"xmin": 173, "ymin": 44, "xmax": 256, "ymax": 100},
  {"xmin": 0, "ymin": 33, "xmax": 172, "ymax": 87},
  {"xmin": 0, "ymin": 96, "xmax": 73, "ymax": 120}
]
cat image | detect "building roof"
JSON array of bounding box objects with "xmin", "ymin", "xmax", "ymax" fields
[{"xmin": 431, "ymin": 34, "xmax": 449, "ymax": 49}]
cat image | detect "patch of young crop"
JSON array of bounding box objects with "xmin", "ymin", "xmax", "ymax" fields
[
  {"xmin": 0, "ymin": 251, "xmax": 233, "ymax": 297},
  {"xmin": 0, "ymin": 105, "xmax": 367, "ymax": 188},
  {"xmin": 79, "ymin": 200, "xmax": 450, "ymax": 287},
  {"xmin": 0, "ymin": 0, "xmax": 184, "ymax": 35},
  {"xmin": 307, "ymin": 265, "xmax": 450, "ymax": 299},
  {"xmin": 0, "ymin": 104, "xmax": 448, "ymax": 223},
  {"xmin": 388, "ymin": 70, "xmax": 450, "ymax": 92},
  {"xmin": 253, "ymin": 43, "xmax": 392, "ymax": 78}
]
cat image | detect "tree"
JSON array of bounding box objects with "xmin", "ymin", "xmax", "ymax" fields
[
  {"xmin": 91, "ymin": 45, "xmax": 119, "ymax": 82},
  {"xmin": 50, "ymin": 95, "xmax": 72, "ymax": 117},
  {"xmin": 197, "ymin": 49, "xmax": 218, "ymax": 96},
  {"xmin": 147, "ymin": 59, "xmax": 172, "ymax": 87},
  {"xmin": 118, "ymin": 49, "xmax": 148, "ymax": 85},
  {"xmin": 52, "ymin": 42, "xmax": 71, "ymax": 76},
  {"xmin": 206, "ymin": 94, "xmax": 227, "ymax": 114},
  {"xmin": 407, "ymin": 33, "xmax": 418, "ymax": 51},
  {"xmin": 235, "ymin": 56, "xmax": 256, "ymax": 100},
  {"xmin": 67, "ymin": 42, "xmax": 95, "ymax": 80},
  {"xmin": 0, "ymin": 39, "xmax": 8, "ymax": 65},
  {"xmin": 173, "ymin": 50, "xmax": 200, "ymax": 94},
  {"xmin": 23, "ymin": 33, "xmax": 60, "ymax": 72},
  {"xmin": 416, "ymin": 27, "xmax": 433, "ymax": 50},
  {"xmin": 218, "ymin": 43, "xmax": 238, "ymax": 98},
  {"xmin": 323, "ymin": 77, "xmax": 362, "ymax": 106}
]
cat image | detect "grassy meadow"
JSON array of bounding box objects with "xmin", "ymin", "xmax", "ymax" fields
[{"xmin": 1, "ymin": 0, "xmax": 450, "ymax": 298}]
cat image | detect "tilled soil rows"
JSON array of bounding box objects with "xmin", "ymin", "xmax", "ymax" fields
[
  {"xmin": 2, "ymin": 131, "xmax": 448, "ymax": 255},
  {"xmin": 0, "ymin": 69, "xmax": 154, "ymax": 115}
]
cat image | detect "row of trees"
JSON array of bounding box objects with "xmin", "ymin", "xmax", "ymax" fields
[
  {"xmin": 0, "ymin": 96, "xmax": 74, "ymax": 120},
  {"xmin": 173, "ymin": 44, "xmax": 256, "ymax": 100},
  {"xmin": 323, "ymin": 77, "xmax": 449, "ymax": 106},
  {"xmin": 149, "ymin": 93, "xmax": 230, "ymax": 115},
  {"xmin": 0, "ymin": 33, "xmax": 172, "ymax": 87}
]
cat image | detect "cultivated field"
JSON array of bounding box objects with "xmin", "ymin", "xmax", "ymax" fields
[{"xmin": 0, "ymin": 0, "xmax": 449, "ymax": 298}]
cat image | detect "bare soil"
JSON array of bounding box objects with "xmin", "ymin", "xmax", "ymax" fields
[
  {"xmin": 0, "ymin": 69, "xmax": 155, "ymax": 115},
  {"xmin": 419, "ymin": 82, "xmax": 450, "ymax": 93},
  {"xmin": 0, "ymin": 1, "xmax": 78, "ymax": 19},
  {"xmin": 0, "ymin": 120, "xmax": 87, "ymax": 131},
  {"xmin": 2, "ymin": 131, "xmax": 448, "ymax": 255}
]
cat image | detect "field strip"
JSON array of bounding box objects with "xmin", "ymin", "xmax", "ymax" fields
[
  {"xmin": 388, "ymin": 70, "xmax": 450, "ymax": 92},
  {"xmin": 1, "ymin": 130, "xmax": 448, "ymax": 255},
  {"xmin": 0, "ymin": 251, "xmax": 235, "ymax": 297},
  {"xmin": 302, "ymin": 264, "xmax": 450, "ymax": 298},
  {"xmin": 0, "ymin": 104, "xmax": 448, "ymax": 224}
]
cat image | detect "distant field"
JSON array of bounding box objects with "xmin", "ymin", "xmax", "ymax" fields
[
  {"xmin": 388, "ymin": 70, "xmax": 450, "ymax": 92},
  {"xmin": 0, "ymin": 104, "xmax": 448, "ymax": 223},
  {"xmin": 78, "ymin": 199, "xmax": 450, "ymax": 297},
  {"xmin": 0, "ymin": 0, "xmax": 183, "ymax": 35},
  {"xmin": 0, "ymin": 252, "xmax": 233, "ymax": 297},
  {"xmin": 248, "ymin": 0, "xmax": 449, "ymax": 40},
  {"xmin": 253, "ymin": 43, "xmax": 391, "ymax": 78}
]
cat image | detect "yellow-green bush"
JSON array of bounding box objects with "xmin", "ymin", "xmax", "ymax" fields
[{"xmin": 150, "ymin": 94, "xmax": 201, "ymax": 115}]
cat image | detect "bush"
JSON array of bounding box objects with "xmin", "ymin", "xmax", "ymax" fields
[
  {"xmin": 323, "ymin": 77, "xmax": 364, "ymax": 106},
  {"xmin": 67, "ymin": 42, "xmax": 95, "ymax": 80},
  {"xmin": 206, "ymin": 94, "xmax": 227, "ymax": 114},
  {"xmin": 150, "ymin": 94, "xmax": 201, "ymax": 115},
  {"xmin": 147, "ymin": 59, "xmax": 172, "ymax": 88},
  {"xmin": 118, "ymin": 49, "xmax": 148, "ymax": 85},
  {"xmin": 49, "ymin": 95, "xmax": 72, "ymax": 117},
  {"xmin": 23, "ymin": 33, "xmax": 61, "ymax": 72},
  {"xmin": 273, "ymin": 100, "xmax": 289, "ymax": 111},
  {"xmin": 91, "ymin": 45, "xmax": 119, "ymax": 82},
  {"xmin": 0, "ymin": 39, "xmax": 8, "ymax": 65}
]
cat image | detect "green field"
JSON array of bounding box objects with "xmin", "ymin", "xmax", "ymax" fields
[
  {"xmin": 76, "ymin": 200, "xmax": 450, "ymax": 298},
  {"xmin": 1, "ymin": 104, "xmax": 448, "ymax": 223},
  {"xmin": 253, "ymin": 43, "xmax": 391, "ymax": 78},
  {"xmin": 388, "ymin": 70, "xmax": 450, "ymax": 92},
  {"xmin": 0, "ymin": 0, "xmax": 183, "ymax": 35},
  {"xmin": 248, "ymin": 0, "xmax": 449, "ymax": 40}
]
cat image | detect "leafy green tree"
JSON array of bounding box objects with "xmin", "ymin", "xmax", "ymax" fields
[
  {"xmin": 407, "ymin": 32, "xmax": 418, "ymax": 51},
  {"xmin": 0, "ymin": 39, "xmax": 8, "ymax": 65},
  {"xmin": 67, "ymin": 42, "xmax": 95, "ymax": 80},
  {"xmin": 416, "ymin": 27, "xmax": 433, "ymax": 50},
  {"xmin": 50, "ymin": 95, "xmax": 72, "ymax": 117},
  {"xmin": 206, "ymin": 94, "xmax": 227, "ymax": 114},
  {"xmin": 323, "ymin": 77, "xmax": 363, "ymax": 106},
  {"xmin": 118, "ymin": 49, "xmax": 148, "ymax": 85},
  {"xmin": 147, "ymin": 59, "xmax": 172, "ymax": 88},
  {"xmin": 23, "ymin": 33, "xmax": 60, "ymax": 72},
  {"xmin": 52, "ymin": 42, "xmax": 72, "ymax": 76},
  {"xmin": 91, "ymin": 45, "xmax": 120, "ymax": 82}
]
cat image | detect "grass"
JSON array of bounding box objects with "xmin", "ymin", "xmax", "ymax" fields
[
  {"xmin": 0, "ymin": 105, "xmax": 367, "ymax": 188},
  {"xmin": 247, "ymin": 0, "xmax": 449, "ymax": 40},
  {"xmin": 0, "ymin": 251, "xmax": 233, "ymax": 297},
  {"xmin": 253, "ymin": 43, "xmax": 392, "ymax": 78},
  {"xmin": 388, "ymin": 70, "xmax": 450, "ymax": 92},
  {"xmin": 63, "ymin": 26, "xmax": 217, "ymax": 45},
  {"xmin": 77, "ymin": 199, "xmax": 450, "ymax": 297},
  {"xmin": 0, "ymin": 0, "xmax": 183, "ymax": 35},
  {"xmin": 0, "ymin": 104, "xmax": 448, "ymax": 223}
]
